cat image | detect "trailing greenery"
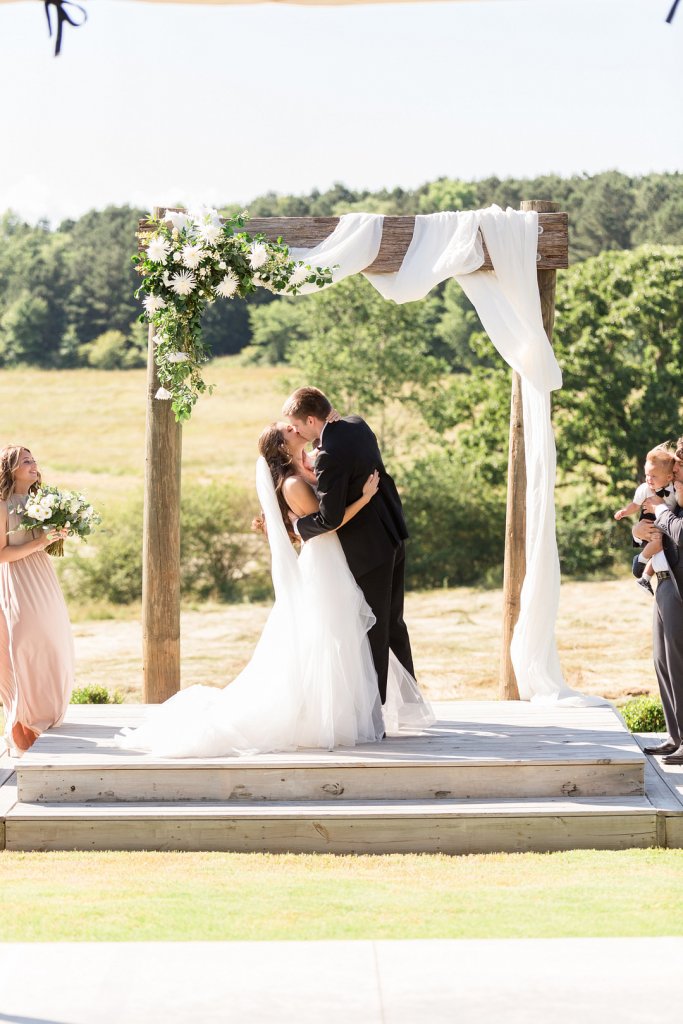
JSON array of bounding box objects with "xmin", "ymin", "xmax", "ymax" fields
[
  {"xmin": 621, "ymin": 696, "xmax": 666, "ymax": 733},
  {"xmin": 70, "ymin": 684, "xmax": 123, "ymax": 705},
  {"xmin": 134, "ymin": 208, "xmax": 331, "ymax": 420}
]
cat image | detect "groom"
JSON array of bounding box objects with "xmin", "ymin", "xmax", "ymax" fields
[{"xmin": 283, "ymin": 386, "xmax": 415, "ymax": 704}]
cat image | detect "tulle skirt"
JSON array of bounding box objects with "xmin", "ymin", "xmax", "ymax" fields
[{"xmin": 118, "ymin": 532, "xmax": 433, "ymax": 758}]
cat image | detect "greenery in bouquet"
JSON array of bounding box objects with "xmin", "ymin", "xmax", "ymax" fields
[
  {"xmin": 16, "ymin": 486, "xmax": 102, "ymax": 557},
  {"xmin": 133, "ymin": 207, "xmax": 334, "ymax": 422}
]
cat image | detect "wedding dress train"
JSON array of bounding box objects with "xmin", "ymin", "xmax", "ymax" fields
[{"xmin": 118, "ymin": 458, "xmax": 433, "ymax": 758}]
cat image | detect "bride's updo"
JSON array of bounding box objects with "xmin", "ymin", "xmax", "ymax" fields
[{"xmin": 253, "ymin": 424, "xmax": 297, "ymax": 541}]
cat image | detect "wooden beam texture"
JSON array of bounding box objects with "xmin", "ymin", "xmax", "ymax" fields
[
  {"xmin": 138, "ymin": 212, "xmax": 569, "ymax": 272},
  {"xmin": 142, "ymin": 211, "xmax": 182, "ymax": 703}
]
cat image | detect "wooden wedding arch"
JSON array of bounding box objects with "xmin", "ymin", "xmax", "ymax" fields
[{"xmin": 137, "ymin": 199, "xmax": 569, "ymax": 705}]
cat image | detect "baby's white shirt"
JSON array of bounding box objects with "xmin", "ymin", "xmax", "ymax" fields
[{"xmin": 632, "ymin": 481, "xmax": 678, "ymax": 510}]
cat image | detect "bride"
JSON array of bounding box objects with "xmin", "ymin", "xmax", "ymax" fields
[{"xmin": 118, "ymin": 421, "xmax": 433, "ymax": 758}]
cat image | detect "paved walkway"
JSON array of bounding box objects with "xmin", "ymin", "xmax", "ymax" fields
[{"xmin": 0, "ymin": 937, "xmax": 677, "ymax": 1023}]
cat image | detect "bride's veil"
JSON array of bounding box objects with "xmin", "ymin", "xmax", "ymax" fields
[{"xmin": 255, "ymin": 455, "xmax": 301, "ymax": 602}]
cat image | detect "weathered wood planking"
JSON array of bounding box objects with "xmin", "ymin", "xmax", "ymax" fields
[
  {"xmin": 18, "ymin": 761, "xmax": 644, "ymax": 804},
  {"xmin": 0, "ymin": 774, "xmax": 18, "ymax": 851},
  {"xmin": 5, "ymin": 796, "xmax": 658, "ymax": 854},
  {"xmin": 136, "ymin": 212, "xmax": 569, "ymax": 272},
  {"xmin": 635, "ymin": 734, "xmax": 683, "ymax": 847}
]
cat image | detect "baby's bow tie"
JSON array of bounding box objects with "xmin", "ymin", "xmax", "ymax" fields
[{"xmin": 655, "ymin": 487, "xmax": 671, "ymax": 498}]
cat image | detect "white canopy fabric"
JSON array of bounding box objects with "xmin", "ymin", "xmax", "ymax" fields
[{"xmin": 291, "ymin": 206, "xmax": 608, "ymax": 706}]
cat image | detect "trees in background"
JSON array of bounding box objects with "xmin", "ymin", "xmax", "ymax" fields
[{"xmin": 0, "ymin": 171, "xmax": 681, "ymax": 370}]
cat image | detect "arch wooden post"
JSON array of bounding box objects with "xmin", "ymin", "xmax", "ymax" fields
[
  {"xmin": 499, "ymin": 199, "xmax": 560, "ymax": 700},
  {"xmin": 142, "ymin": 206, "xmax": 182, "ymax": 702}
]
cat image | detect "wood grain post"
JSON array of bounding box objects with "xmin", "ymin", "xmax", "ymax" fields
[
  {"xmin": 142, "ymin": 210, "xmax": 182, "ymax": 702},
  {"xmin": 499, "ymin": 200, "xmax": 560, "ymax": 700}
]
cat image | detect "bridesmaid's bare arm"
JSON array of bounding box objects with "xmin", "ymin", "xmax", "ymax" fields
[{"xmin": 0, "ymin": 501, "xmax": 61, "ymax": 563}]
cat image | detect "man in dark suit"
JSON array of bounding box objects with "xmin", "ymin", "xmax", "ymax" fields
[
  {"xmin": 636, "ymin": 441, "xmax": 683, "ymax": 763},
  {"xmin": 282, "ymin": 386, "xmax": 415, "ymax": 704}
]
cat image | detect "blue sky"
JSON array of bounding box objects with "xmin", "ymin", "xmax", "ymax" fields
[{"xmin": 0, "ymin": 0, "xmax": 680, "ymax": 223}]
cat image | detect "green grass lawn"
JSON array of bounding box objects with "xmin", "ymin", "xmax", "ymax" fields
[{"xmin": 1, "ymin": 849, "xmax": 682, "ymax": 941}]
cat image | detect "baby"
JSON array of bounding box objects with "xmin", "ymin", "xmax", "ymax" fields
[{"xmin": 614, "ymin": 447, "xmax": 678, "ymax": 595}]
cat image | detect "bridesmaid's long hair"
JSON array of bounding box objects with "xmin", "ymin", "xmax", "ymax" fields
[
  {"xmin": 0, "ymin": 445, "xmax": 41, "ymax": 502},
  {"xmin": 254, "ymin": 424, "xmax": 297, "ymax": 542}
]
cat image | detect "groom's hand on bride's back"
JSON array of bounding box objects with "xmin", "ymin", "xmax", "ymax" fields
[{"xmin": 326, "ymin": 408, "xmax": 342, "ymax": 424}]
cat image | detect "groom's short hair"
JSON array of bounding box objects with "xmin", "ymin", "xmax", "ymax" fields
[{"xmin": 282, "ymin": 387, "xmax": 331, "ymax": 421}]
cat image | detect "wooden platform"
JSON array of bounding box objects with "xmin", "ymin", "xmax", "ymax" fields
[{"xmin": 2, "ymin": 702, "xmax": 683, "ymax": 853}]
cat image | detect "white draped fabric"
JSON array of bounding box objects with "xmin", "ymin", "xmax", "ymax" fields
[{"xmin": 291, "ymin": 206, "xmax": 606, "ymax": 706}]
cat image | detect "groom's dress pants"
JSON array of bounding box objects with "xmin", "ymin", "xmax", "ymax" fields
[
  {"xmin": 356, "ymin": 540, "xmax": 415, "ymax": 704},
  {"xmin": 653, "ymin": 578, "xmax": 683, "ymax": 745}
]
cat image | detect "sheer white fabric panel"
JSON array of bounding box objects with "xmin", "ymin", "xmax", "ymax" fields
[
  {"xmin": 291, "ymin": 207, "xmax": 605, "ymax": 705},
  {"xmin": 289, "ymin": 213, "xmax": 384, "ymax": 292}
]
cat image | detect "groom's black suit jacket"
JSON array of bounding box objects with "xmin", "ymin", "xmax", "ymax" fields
[{"xmin": 296, "ymin": 415, "xmax": 408, "ymax": 578}]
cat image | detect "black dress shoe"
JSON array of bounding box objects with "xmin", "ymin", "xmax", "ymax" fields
[
  {"xmin": 632, "ymin": 555, "xmax": 647, "ymax": 579},
  {"xmin": 643, "ymin": 740, "xmax": 679, "ymax": 755},
  {"xmin": 663, "ymin": 746, "xmax": 683, "ymax": 765}
]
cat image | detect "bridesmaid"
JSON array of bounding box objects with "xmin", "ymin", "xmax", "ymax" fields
[{"xmin": 0, "ymin": 445, "xmax": 74, "ymax": 756}]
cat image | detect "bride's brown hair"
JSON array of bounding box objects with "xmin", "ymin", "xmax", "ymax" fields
[
  {"xmin": 253, "ymin": 424, "xmax": 297, "ymax": 541},
  {"xmin": 0, "ymin": 445, "xmax": 41, "ymax": 502}
]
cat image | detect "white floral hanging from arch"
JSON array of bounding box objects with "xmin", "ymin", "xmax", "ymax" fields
[{"xmin": 134, "ymin": 206, "xmax": 332, "ymax": 421}]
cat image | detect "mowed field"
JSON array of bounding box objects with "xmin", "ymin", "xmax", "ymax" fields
[
  {"xmin": 0, "ymin": 358, "xmax": 288, "ymax": 512},
  {"xmin": 0, "ymin": 362, "xmax": 658, "ymax": 705}
]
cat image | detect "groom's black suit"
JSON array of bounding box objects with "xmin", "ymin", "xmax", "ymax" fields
[{"xmin": 296, "ymin": 415, "xmax": 415, "ymax": 704}]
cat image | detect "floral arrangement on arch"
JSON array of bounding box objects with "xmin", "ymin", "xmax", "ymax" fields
[{"xmin": 133, "ymin": 207, "xmax": 333, "ymax": 422}]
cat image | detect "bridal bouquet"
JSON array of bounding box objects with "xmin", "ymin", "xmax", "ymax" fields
[
  {"xmin": 134, "ymin": 206, "xmax": 334, "ymax": 423},
  {"xmin": 15, "ymin": 486, "xmax": 101, "ymax": 556}
]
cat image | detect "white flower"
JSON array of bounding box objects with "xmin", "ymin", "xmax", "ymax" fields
[
  {"xmin": 197, "ymin": 221, "xmax": 222, "ymax": 246},
  {"xmin": 181, "ymin": 244, "xmax": 203, "ymax": 270},
  {"xmin": 173, "ymin": 252, "xmax": 183, "ymax": 263},
  {"xmin": 162, "ymin": 272, "xmax": 172, "ymax": 287},
  {"xmin": 152, "ymin": 334, "xmax": 165, "ymax": 347},
  {"xmin": 163, "ymin": 210, "xmax": 192, "ymax": 233},
  {"xmin": 215, "ymin": 272, "xmax": 239, "ymax": 298},
  {"xmin": 170, "ymin": 270, "xmax": 196, "ymax": 296},
  {"xmin": 143, "ymin": 294, "xmax": 166, "ymax": 315},
  {"xmin": 289, "ymin": 263, "xmax": 310, "ymax": 287},
  {"xmin": 190, "ymin": 205, "xmax": 221, "ymax": 227},
  {"xmin": 65, "ymin": 521, "xmax": 71, "ymax": 529},
  {"xmin": 166, "ymin": 352, "xmax": 189, "ymax": 363},
  {"xmin": 218, "ymin": 261, "xmax": 227, "ymax": 270},
  {"xmin": 155, "ymin": 387, "xmax": 172, "ymax": 400},
  {"xmin": 146, "ymin": 236, "xmax": 172, "ymax": 264},
  {"xmin": 248, "ymin": 243, "xmax": 268, "ymax": 270}
]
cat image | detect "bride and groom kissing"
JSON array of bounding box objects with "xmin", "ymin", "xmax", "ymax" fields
[{"xmin": 119, "ymin": 386, "xmax": 433, "ymax": 758}]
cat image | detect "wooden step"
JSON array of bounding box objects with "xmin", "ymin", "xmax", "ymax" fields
[
  {"xmin": 4, "ymin": 795, "xmax": 661, "ymax": 854},
  {"xmin": 16, "ymin": 702, "xmax": 646, "ymax": 803}
]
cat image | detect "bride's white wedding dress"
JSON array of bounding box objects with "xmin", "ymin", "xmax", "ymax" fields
[{"xmin": 118, "ymin": 457, "xmax": 434, "ymax": 758}]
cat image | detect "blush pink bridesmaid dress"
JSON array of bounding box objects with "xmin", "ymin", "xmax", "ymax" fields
[{"xmin": 0, "ymin": 495, "xmax": 75, "ymax": 755}]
